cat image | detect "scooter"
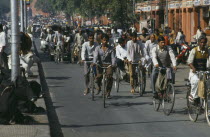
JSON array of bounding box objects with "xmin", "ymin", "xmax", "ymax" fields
[{"xmin": 176, "ymin": 43, "xmax": 191, "ymax": 65}]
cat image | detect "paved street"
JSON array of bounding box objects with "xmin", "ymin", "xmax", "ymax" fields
[{"xmin": 35, "ymin": 39, "xmax": 210, "ymax": 137}]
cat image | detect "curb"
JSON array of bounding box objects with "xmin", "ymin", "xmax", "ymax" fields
[{"xmin": 33, "ymin": 41, "xmax": 64, "ymax": 137}]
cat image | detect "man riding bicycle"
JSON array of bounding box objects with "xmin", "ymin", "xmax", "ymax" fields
[
  {"xmin": 74, "ymin": 29, "xmax": 85, "ymax": 63},
  {"xmin": 187, "ymin": 36, "xmax": 209, "ymax": 105},
  {"xmin": 145, "ymin": 34, "xmax": 158, "ymax": 76},
  {"xmin": 81, "ymin": 33, "xmax": 99, "ymax": 95},
  {"xmin": 116, "ymin": 38, "xmax": 128, "ymax": 79},
  {"xmin": 151, "ymin": 36, "xmax": 177, "ymax": 99},
  {"xmin": 127, "ymin": 32, "xmax": 145, "ymax": 93},
  {"xmin": 93, "ymin": 34, "xmax": 115, "ymax": 99}
]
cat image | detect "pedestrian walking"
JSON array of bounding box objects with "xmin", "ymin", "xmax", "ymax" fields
[{"xmin": 0, "ymin": 24, "xmax": 8, "ymax": 69}]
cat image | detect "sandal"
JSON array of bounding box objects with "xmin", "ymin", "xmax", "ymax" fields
[
  {"xmin": 130, "ymin": 89, "xmax": 135, "ymax": 94},
  {"xmin": 83, "ymin": 88, "xmax": 90, "ymax": 96}
]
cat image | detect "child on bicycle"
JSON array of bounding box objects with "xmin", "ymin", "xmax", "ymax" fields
[{"xmin": 93, "ymin": 34, "xmax": 116, "ymax": 99}]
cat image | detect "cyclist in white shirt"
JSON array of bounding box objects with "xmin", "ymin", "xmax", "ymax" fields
[
  {"xmin": 127, "ymin": 32, "xmax": 145, "ymax": 93},
  {"xmin": 145, "ymin": 34, "xmax": 158, "ymax": 74},
  {"xmin": 116, "ymin": 38, "xmax": 127, "ymax": 78},
  {"xmin": 81, "ymin": 33, "xmax": 99, "ymax": 95}
]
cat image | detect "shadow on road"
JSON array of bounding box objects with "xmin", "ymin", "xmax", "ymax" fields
[
  {"xmin": 108, "ymin": 101, "xmax": 152, "ymax": 107},
  {"xmin": 53, "ymin": 106, "xmax": 64, "ymax": 109},
  {"xmin": 48, "ymin": 85, "xmax": 64, "ymax": 88},
  {"xmin": 61, "ymin": 119, "xmax": 189, "ymax": 128},
  {"xmin": 46, "ymin": 77, "xmax": 71, "ymax": 80},
  {"xmin": 172, "ymin": 108, "xmax": 188, "ymax": 115}
]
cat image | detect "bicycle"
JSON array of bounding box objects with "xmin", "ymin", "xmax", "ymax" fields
[
  {"xmin": 114, "ymin": 67, "xmax": 120, "ymax": 93},
  {"xmin": 97, "ymin": 64, "xmax": 112, "ymax": 108},
  {"xmin": 54, "ymin": 45, "xmax": 62, "ymax": 64},
  {"xmin": 85, "ymin": 61, "xmax": 96, "ymax": 101},
  {"xmin": 186, "ymin": 71, "xmax": 210, "ymax": 126},
  {"xmin": 153, "ymin": 67, "xmax": 175, "ymax": 116},
  {"xmin": 132, "ymin": 62, "xmax": 146, "ymax": 96},
  {"xmin": 71, "ymin": 44, "xmax": 82, "ymax": 65}
]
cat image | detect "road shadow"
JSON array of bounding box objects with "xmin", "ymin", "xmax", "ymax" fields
[
  {"xmin": 108, "ymin": 95, "xmax": 140, "ymax": 100},
  {"xmin": 46, "ymin": 76, "xmax": 71, "ymax": 80},
  {"xmin": 172, "ymin": 108, "xmax": 188, "ymax": 115},
  {"xmin": 174, "ymin": 90, "xmax": 186, "ymax": 94},
  {"xmin": 53, "ymin": 106, "xmax": 64, "ymax": 109},
  {"xmin": 108, "ymin": 101, "xmax": 152, "ymax": 107},
  {"xmin": 61, "ymin": 119, "xmax": 189, "ymax": 128},
  {"xmin": 48, "ymin": 85, "xmax": 64, "ymax": 88}
]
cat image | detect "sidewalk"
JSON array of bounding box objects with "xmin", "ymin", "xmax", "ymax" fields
[{"xmin": 0, "ymin": 63, "xmax": 50, "ymax": 137}]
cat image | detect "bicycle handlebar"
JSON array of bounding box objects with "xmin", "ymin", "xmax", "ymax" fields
[
  {"xmin": 196, "ymin": 71, "xmax": 210, "ymax": 74},
  {"xmin": 84, "ymin": 61, "xmax": 93, "ymax": 63},
  {"xmin": 97, "ymin": 64, "xmax": 112, "ymax": 69},
  {"xmin": 131, "ymin": 62, "xmax": 139, "ymax": 65}
]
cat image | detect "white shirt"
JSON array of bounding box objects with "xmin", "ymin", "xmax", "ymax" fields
[
  {"xmin": 81, "ymin": 42, "xmax": 98, "ymax": 60},
  {"xmin": 127, "ymin": 40, "xmax": 144, "ymax": 62},
  {"xmin": 175, "ymin": 32, "xmax": 181, "ymax": 41},
  {"xmin": 0, "ymin": 31, "xmax": 7, "ymax": 52},
  {"xmin": 145, "ymin": 40, "xmax": 158, "ymax": 57},
  {"xmin": 195, "ymin": 29, "xmax": 202, "ymax": 40},
  {"xmin": 116, "ymin": 44, "xmax": 127, "ymax": 61}
]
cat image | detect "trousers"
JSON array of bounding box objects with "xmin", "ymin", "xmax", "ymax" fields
[
  {"xmin": 95, "ymin": 65, "xmax": 113, "ymax": 92},
  {"xmin": 189, "ymin": 72, "xmax": 199, "ymax": 99}
]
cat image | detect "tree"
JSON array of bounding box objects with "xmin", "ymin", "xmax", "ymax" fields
[
  {"xmin": 46, "ymin": 0, "xmax": 136, "ymax": 28},
  {"xmin": 35, "ymin": 0, "xmax": 54, "ymax": 14}
]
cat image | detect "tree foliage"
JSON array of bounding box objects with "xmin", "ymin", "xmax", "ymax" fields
[
  {"xmin": 45, "ymin": 0, "xmax": 137, "ymax": 27},
  {"xmin": 35, "ymin": 0, "xmax": 54, "ymax": 14}
]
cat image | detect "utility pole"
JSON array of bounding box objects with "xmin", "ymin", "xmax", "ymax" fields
[
  {"xmin": 20, "ymin": 0, "xmax": 24, "ymax": 32},
  {"xmin": 24, "ymin": 0, "xmax": 28, "ymax": 31},
  {"xmin": 133, "ymin": 0, "xmax": 136, "ymax": 26},
  {"xmin": 165, "ymin": 0, "xmax": 168, "ymax": 26},
  {"xmin": 133, "ymin": 0, "xmax": 136, "ymax": 15},
  {"xmin": 11, "ymin": 0, "xmax": 20, "ymax": 82}
]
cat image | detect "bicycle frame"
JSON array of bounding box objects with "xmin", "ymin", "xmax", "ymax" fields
[{"xmin": 97, "ymin": 64, "xmax": 112, "ymax": 108}]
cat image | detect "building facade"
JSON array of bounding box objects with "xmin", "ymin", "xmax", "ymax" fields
[{"xmin": 136, "ymin": 0, "xmax": 210, "ymax": 42}]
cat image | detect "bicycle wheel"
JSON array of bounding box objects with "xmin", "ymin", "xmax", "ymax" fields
[
  {"xmin": 71, "ymin": 46, "xmax": 75, "ymax": 63},
  {"xmin": 78, "ymin": 49, "xmax": 83, "ymax": 66},
  {"xmin": 205, "ymin": 90, "xmax": 210, "ymax": 126},
  {"xmin": 90, "ymin": 71, "xmax": 95, "ymax": 101},
  {"xmin": 138, "ymin": 70, "xmax": 145, "ymax": 96},
  {"xmin": 114, "ymin": 68, "xmax": 120, "ymax": 93},
  {"xmin": 54, "ymin": 50, "xmax": 58, "ymax": 64},
  {"xmin": 153, "ymin": 98, "xmax": 161, "ymax": 111},
  {"xmin": 163, "ymin": 83, "xmax": 175, "ymax": 116},
  {"xmin": 103, "ymin": 75, "xmax": 106, "ymax": 108},
  {"xmin": 187, "ymin": 88, "xmax": 199, "ymax": 122},
  {"xmin": 55, "ymin": 50, "xmax": 60, "ymax": 64}
]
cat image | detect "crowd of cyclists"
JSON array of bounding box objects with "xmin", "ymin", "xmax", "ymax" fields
[
  {"xmin": 33, "ymin": 24, "xmax": 210, "ymax": 123},
  {"xmin": 1, "ymin": 6, "xmax": 210, "ymax": 125}
]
